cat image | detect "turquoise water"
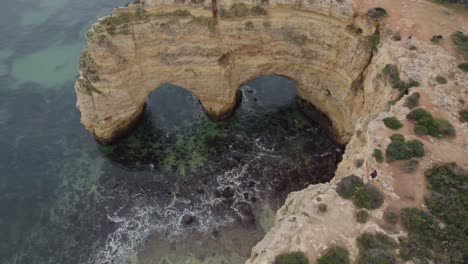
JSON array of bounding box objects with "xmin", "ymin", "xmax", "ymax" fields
[{"xmin": 0, "ymin": 1, "xmax": 343, "ymax": 263}]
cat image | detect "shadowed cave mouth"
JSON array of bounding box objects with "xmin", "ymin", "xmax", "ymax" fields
[{"xmin": 94, "ymin": 75, "xmax": 344, "ymax": 262}]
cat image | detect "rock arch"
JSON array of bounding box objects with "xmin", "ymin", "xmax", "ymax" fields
[{"xmin": 75, "ymin": 0, "xmax": 378, "ymax": 144}]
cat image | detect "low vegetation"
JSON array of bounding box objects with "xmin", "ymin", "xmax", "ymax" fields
[
  {"xmin": 386, "ymin": 134, "xmax": 425, "ymax": 161},
  {"xmin": 345, "ymin": 24, "xmax": 363, "ymax": 35},
  {"xmin": 389, "ymin": 133, "xmax": 404, "ymax": 142},
  {"xmin": 459, "ymin": 109, "xmax": 468, "ymax": 122},
  {"xmin": 281, "ymin": 26, "xmax": 308, "ymax": 46},
  {"xmin": 366, "ymin": 7, "xmax": 388, "ymax": 18},
  {"xmin": 401, "ymin": 159, "xmax": 419, "ymax": 173},
  {"xmin": 405, "ymin": 92, "xmax": 420, "ymax": 109},
  {"xmin": 356, "ymin": 232, "xmax": 397, "ymax": 264},
  {"xmin": 275, "ymin": 252, "xmax": 309, "ymax": 264},
  {"xmin": 356, "ymin": 210, "xmax": 369, "ymax": 223},
  {"xmin": 318, "ymin": 203, "xmax": 327, "ymax": 213},
  {"xmin": 391, "ymin": 34, "xmax": 401, "ymax": 41},
  {"xmin": 317, "ymin": 246, "xmax": 350, "ymax": 264},
  {"xmin": 435, "ymin": 75, "xmax": 448, "ymax": 84},
  {"xmin": 373, "ymin": 149, "xmax": 384, "ymax": 163},
  {"xmin": 244, "ymin": 21, "xmax": 254, "ymax": 30},
  {"xmin": 451, "ymin": 30, "xmax": 468, "ymax": 60},
  {"xmin": 383, "ymin": 209, "xmax": 399, "ymax": 224},
  {"xmin": 381, "ymin": 64, "xmax": 419, "ymax": 93},
  {"xmin": 399, "ymin": 163, "xmax": 467, "ymax": 263},
  {"xmin": 407, "ymin": 108, "xmax": 456, "ymax": 138},
  {"xmin": 458, "ymin": 62, "xmax": 468, "ymax": 72},
  {"xmin": 336, "ymin": 175, "xmax": 384, "ymax": 210},
  {"xmin": 383, "ymin": 116, "xmax": 403, "ymax": 130},
  {"xmin": 220, "ymin": 3, "xmax": 268, "ymax": 18}
]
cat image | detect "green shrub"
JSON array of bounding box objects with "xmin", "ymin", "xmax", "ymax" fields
[
  {"xmin": 383, "ymin": 117, "xmax": 403, "ymax": 130},
  {"xmin": 356, "ymin": 210, "xmax": 369, "ymax": 223},
  {"xmin": 389, "ymin": 133, "xmax": 404, "ymax": 142},
  {"xmin": 409, "ymin": 45, "xmax": 417, "ymax": 50},
  {"xmin": 352, "ymin": 184, "xmax": 384, "ymax": 210},
  {"xmin": 245, "ymin": 21, "xmax": 254, "ymax": 30},
  {"xmin": 407, "ymin": 108, "xmax": 456, "ymax": 138},
  {"xmin": 459, "ymin": 109, "xmax": 468, "ymax": 122},
  {"xmin": 336, "ymin": 175, "xmax": 364, "ymax": 199},
  {"xmin": 263, "ymin": 20, "xmax": 272, "ymax": 28},
  {"xmin": 318, "ymin": 203, "xmax": 327, "ymax": 213},
  {"xmin": 317, "ymin": 246, "xmax": 350, "ymax": 264},
  {"xmin": 356, "ymin": 233, "xmax": 397, "ymax": 264},
  {"xmin": 458, "ymin": 62, "xmax": 468, "ymax": 72},
  {"xmin": 281, "ymin": 26, "xmax": 308, "ymax": 46},
  {"xmin": 373, "ymin": 149, "xmax": 384, "ymax": 163},
  {"xmin": 451, "ymin": 31, "xmax": 468, "ymax": 60},
  {"xmin": 400, "ymin": 208, "xmax": 438, "ymax": 245},
  {"xmin": 405, "ymin": 92, "xmax": 420, "ymax": 109},
  {"xmin": 401, "ymin": 159, "xmax": 419, "ymax": 173},
  {"xmin": 345, "ymin": 24, "xmax": 363, "ymax": 35},
  {"xmin": 391, "ymin": 34, "xmax": 401, "ymax": 41},
  {"xmin": 367, "ymin": 7, "xmax": 388, "ymax": 18},
  {"xmin": 250, "ymin": 5, "xmax": 268, "ymax": 16},
  {"xmin": 384, "ymin": 209, "xmax": 399, "ymax": 224},
  {"xmin": 366, "ymin": 34, "xmax": 380, "ymax": 52},
  {"xmin": 386, "ymin": 137, "xmax": 425, "ymax": 161},
  {"xmin": 435, "ymin": 75, "xmax": 447, "ymax": 84},
  {"xmin": 275, "ymin": 252, "xmax": 309, "ymax": 264}
]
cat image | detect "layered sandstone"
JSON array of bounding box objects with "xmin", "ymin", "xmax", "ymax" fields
[{"xmin": 75, "ymin": 0, "xmax": 394, "ymax": 143}]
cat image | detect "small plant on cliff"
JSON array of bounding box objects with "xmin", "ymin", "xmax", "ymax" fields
[
  {"xmin": 459, "ymin": 109, "xmax": 468, "ymax": 122},
  {"xmin": 451, "ymin": 30, "xmax": 468, "ymax": 60},
  {"xmin": 384, "ymin": 209, "xmax": 399, "ymax": 224},
  {"xmin": 435, "ymin": 75, "xmax": 448, "ymax": 84},
  {"xmin": 345, "ymin": 24, "xmax": 363, "ymax": 35},
  {"xmin": 373, "ymin": 149, "xmax": 384, "ymax": 163},
  {"xmin": 391, "ymin": 34, "xmax": 401, "ymax": 41},
  {"xmin": 336, "ymin": 175, "xmax": 384, "ymax": 210},
  {"xmin": 383, "ymin": 116, "xmax": 403, "ymax": 130},
  {"xmin": 220, "ymin": 3, "xmax": 268, "ymax": 18},
  {"xmin": 385, "ymin": 135, "xmax": 425, "ymax": 161},
  {"xmin": 317, "ymin": 246, "xmax": 350, "ymax": 264},
  {"xmin": 356, "ymin": 210, "xmax": 369, "ymax": 223},
  {"xmin": 244, "ymin": 21, "xmax": 254, "ymax": 30},
  {"xmin": 251, "ymin": 5, "xmax": 268, "ymax": 16},
  {"xmin": 405, "ymin": 92, "xmax": 420, "ymax": 109},
  {"xmin": 458, "ymin": 62, "xmax": 468, "ymax": 72},
  {"xmin": 263, "ymin": 20, "xmax": 272, "ymax": 28},
  {"xmin": 407, "ymin": 108, "xmax": 456, "ymax": 138},
  {"xmin": 275, "ymin": 252, "xmax": 309, "ymax": 264},
  {"xmin": 366, "ymin": 7, "xmax": 388, "ymax": 18},
  {"xmin": 381, "ymin": 64, "xmax": 419, "ymax": 92},
  {"xmin": 281, "ymin": 26, "xmax": 308, "ymax": 46}
]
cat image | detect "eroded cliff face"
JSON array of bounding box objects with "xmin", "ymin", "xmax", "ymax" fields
[{"xmin": 75, "ymin": 0, "xmax": 392, "ymax": 143}]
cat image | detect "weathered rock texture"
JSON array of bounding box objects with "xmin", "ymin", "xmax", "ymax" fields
[{"xmin": 75, "ymin": 0, "xmax": 393, "ymax": 143}]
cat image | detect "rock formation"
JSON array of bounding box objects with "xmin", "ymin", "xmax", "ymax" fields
[{"xmin": 75, "ymin": 0, "xmax": 395, "ymax": 143}]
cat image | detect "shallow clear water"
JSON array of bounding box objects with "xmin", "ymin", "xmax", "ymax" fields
[{"xmin": 0, "ymin": 1, "xmax": 343, "ymax": 263}]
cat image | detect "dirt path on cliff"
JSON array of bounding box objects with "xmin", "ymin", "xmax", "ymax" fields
[{"xmin": 355, "ymin": 0, "xmax": 468, "ymax": 58}]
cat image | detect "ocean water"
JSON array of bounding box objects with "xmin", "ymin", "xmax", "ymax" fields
[{"xmin": 0, "ymin": 1, "xmax": 343, "ymax": 263}]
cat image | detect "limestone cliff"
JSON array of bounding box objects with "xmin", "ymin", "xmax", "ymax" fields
[{"xmin": 75, "ymin": 0, "xmax": 393, "ymax": 143}]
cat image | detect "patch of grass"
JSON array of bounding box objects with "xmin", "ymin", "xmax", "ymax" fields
[
  {"xmin": 383, "ymin": 117, "xmax": 403, "ymax": 130},
  {"xmin": 385, "ymin": 135, "xmax": 425, "ymax": 161},
  {"xmin": 459, "ymin": 109, "xmax": 468, "ymax": 122},
  {"xmin": 356, "ymin": 210, "xmax": 369, "ymax": 223},
  {"xmin": 190, "ymin": 15, "xmax": 214, "ymax": 29},
  {"xmin": 366, "ymin": 7, "xmax": 388, "ymax": 18},
  {"xmin": 357, "ymin": 232, "xmax": 397, "ymax": 264},
  {"xmin": 263, "ymin": 20, "xmax": 271, "ymax": 28},
  {"xmin": 409, "ymin": 45, "xmax": 417, "ymax": 50},
  {"xmin": 407, "ymin": 108, "xmax": 456, "ymax": 138},
  {"xmin": 250, "ymin": 5, "xmax": 268, "ymax": 16},
  {"xmin": 384, "ymin": 209, "xmax": 399, "ymax": 224},
  {"xmin": 451, "ymin": 30, "xmax": 468, "ymax": 60},
  {"xmin": 405, "ymin": 92, "xmax": 420, "ymax": 109},
  {"xmin": 458, "ymin": 62, "xmax": 468, "ymax": 72},
  {"xmin": 401, "ymin": 159, "xmax": 419, "ymax": 173},
  {"xmin": 373, "ymin": 149, "xmax": 384, "ymax": 163},
  {"xmin": 275, "ymin": 252, "xmax": 309, "ymax": 264},
  {"xmin": 435, "ymin": 75, "xmax": 448, "ymax": 84},
  {"xmin": 389, "ymin": 133, "xmax": 404, "ymax": 142},
  {"xmin": 244, "ymin": 21, "xmax": 254, "ymax": 30},
  {"xmin": 366, "ymin": 34, "xmax": 380, "ymax": 52},
  {"xmin": 317, "ymin": 246, "xmax": 350, "ymax": 264}
]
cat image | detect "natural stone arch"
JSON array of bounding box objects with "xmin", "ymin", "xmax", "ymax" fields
[{"xmin": 75, "ymin": 0, "xmax": 379, "ymax": 144}]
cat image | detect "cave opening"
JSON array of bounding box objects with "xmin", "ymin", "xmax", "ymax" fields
[{"xmin": 94, "ymin": 74, "xmax": 345, "ymax": 263}]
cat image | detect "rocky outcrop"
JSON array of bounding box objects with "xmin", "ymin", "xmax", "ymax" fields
[{"xmin": 75, "ymin": 0, "xmax": 392, "ymax": 143}]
